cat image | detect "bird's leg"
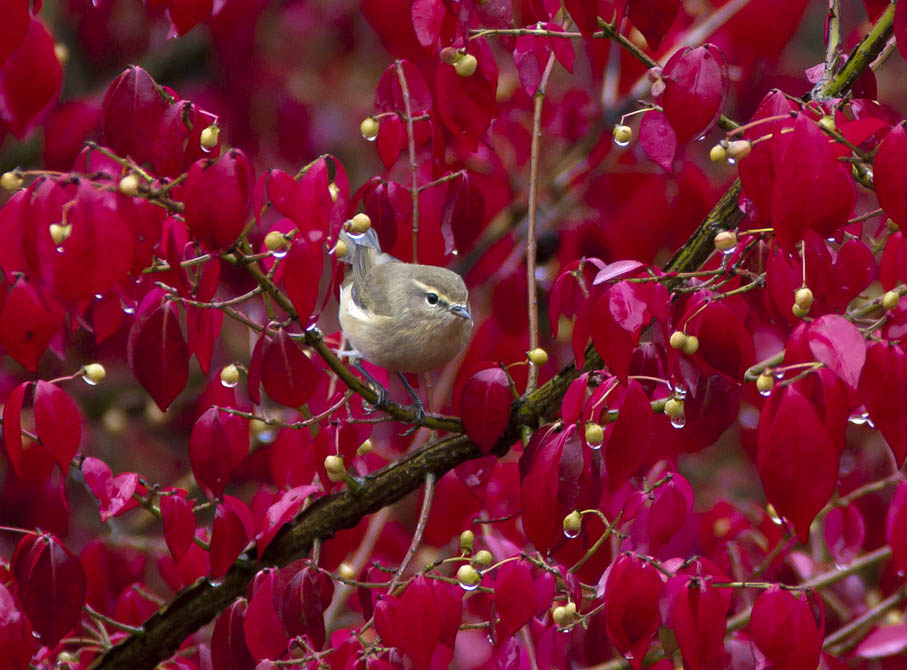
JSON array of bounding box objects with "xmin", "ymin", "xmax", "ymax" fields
[
  {"xmin": 397, "ymin": 372, "xmax": 425, "ymax": 433},
  {"xmin": 351, "ymin": 359, "xmax": 389, "ymax": 412}
]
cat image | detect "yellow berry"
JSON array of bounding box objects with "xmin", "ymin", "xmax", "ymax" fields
[
  {"xmin": 118, "ymin": 174, "xmax": 140, "ymax": 196},
  {"xmin": 1, "ymin": 171, "xmax": 24, "ymax": 191},
  {"xmin": 585, "ymin": 422, "xmax": 604, "ymax": 446},
  {"xmin": 337, "ymin": 562, "xmax": 356, "ymax": 581},
  {"xmin": 333, "ymin": 239, "xmax": 348, "ymax": 258},
  {"xmin": 794, "ymin": 287, "xmax": 814, "ymax": 310},
  {"xmin": 459, "ymin": 529, "xmax": 475, "ymax": 553},
  {"xmin": 359, "ymin": 116, "xmax": 379, "ymax": 140},
  {"xmin": 613, "ymin": 124, "xmax": 633, "ymax": 145},
  {"xmin": 440, "ymin": 47, "xmax": 462, "ymax": 65},
  {"xmin": 681, "ymin": 335, "xmax": 700, "ymax": 356},
  {"xmin": 357, "ymin": 438, "xmax": 373, "ymax": 456},
  {"xmin": 709, "ymin": 144, "xmax": 727, "ymax": 162},
  {"xmin": 454, "ymin": 53, "xmax": 478, "ymax": 77},
  {"xmin": 756, "ymin": 373, "xmax": 774, "ymax": 394},
  {"xmin": 792, "ymin": 304, "xmax": 810, "ymax": 318},
  {"xmin": 328, "ymin": 182, "xmax": 340, "ymax": 202},
  {"xmin": 669, "ymin": 331, "xmax": 688, "ymax": 350},
  {"xmin": 49, "ymin": 223, "xmax": 71, "ymax": 246},
  {"xmin": 664, "ymin": 397, "xmax": 684, "ymax": 420},
  {"xmin": 727, "ymin": 140, "xmax": 752, "ymax": 160},
  {"xmin": 474, "ymin": 549, "xmax": 493, "ymax": 566},
  {"xmin": 882, "ymin": 290, "xmax": 900, "ymax": 311},
  {"xmin": 527, "ymin": 348, "xmax": 548, "ymax": 366},
  {"xmin": 324, "ymin": 455, "xmax": 346, "ymax": 483},
  {"xmin": 349, "ymin": 213, "xmax": 372, "ymax": 234},
  {"xmin": 563, "ymin": 510, "xmax": 582, "ymax": 535},
  {"xmin": 456, "ymin": 564, "xmax": 481, "ymax": 587},
  {"xmin": 714, "ymin": 231, "xmax": 738, "ymax": 251},
  {"xmin": 552, "ymin": 605, "xmax": 572, "ymax": 626},
  {"xmin": 264, "ymin": 230, "xmax": 288, "ymax": 252},
  {"xmin": 200, "ymin": 125, "xmax": 220, "ymax": 149},
  {"xmin": 220, "ymin": 364, "xmax": 240, "ymax": 387},
  {"xmin": 83, "ymin": 363, "xmax": 106, "ymax": 384}
]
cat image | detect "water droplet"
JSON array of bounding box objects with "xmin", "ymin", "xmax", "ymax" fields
[
  {"xmin": 122, "ymin": 303, "xmax": 136, "ymax": 315},
  {"xmin": 94, "ymin": 293, "xmax": 104, "ymax": 300},
  {"xmin": 898, "ymin": 569, "xmax": 905, "ymax": 578},
  {"xmin": 458, "ymin": 580, "xmax": 480, "ymax": 592},
  {"xmin": 727, "ymin": 157, "xmax": 736, "ymax": 165},
  {"xmin": 774, "ymin": 370, "xmax": 785, "ymax": 379},
  {"xmin": 257, "ymin": 428, "xmax": 277, "ymax": 443},
  {"xmin": 848, "ymin": 413, "xmax": 869, "ymax": 425},
  {"xmin": 670, "ymin": 415, "xmax": 686, "ymax": 429},
  {"xmin": 451, "ymin": 249, "xmax": 459, "ymax": 256},
  {"xmin": 221, "ymin": 377, "xmax": 238, "ymax": 388},
  {"xmin": 672, "ymin": 385, "xmax": 687, "ymax": 400},
  {"xmin": 271, "ymin": 249, "xmax": 287, "ymax": 259},
  {"xmin": 720, "ymin": 246, "xmax": 735, "ymax": 256},
  {"xmin": 201, "ymin": 143, "xmax": 213, "ymax": 154},
  {"xmin": 208, "ymin": 579, "xmax": 223, "ymax": 587},
  {"xmin": 614, "ymin": 138, "xmax": 630, "ymax": 147},
  {"xmin": 587, "ymin": 441, "xmax": 602, "ymax": 451},
  {"xmin": 32, "ymin": 630, "xmax": 41, "ymax": 639},
  {"xmin": 56, "ymin": 246, "xmax": 64, "ymax": 253},
  {"xmin": 365, "ymin": 134, "xmax": 377, "ymax": 143},
  {"xmin": 758, "ymin": 387, "xmax": 771, "ymax": 397},
  {"xmin": 82, "ymin": 376, "xmax": 98, "ymax": 387},
  {"xmin": 563, "ymin": 527, "xmax": 579, "ymax": 539}
]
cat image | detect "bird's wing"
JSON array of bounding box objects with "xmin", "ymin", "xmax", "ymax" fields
[{"xmin": 339, "ymin": 228, "xmax": 397, "ymax": 309}]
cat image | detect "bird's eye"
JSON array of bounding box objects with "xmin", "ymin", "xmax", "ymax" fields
[{"xmin": 426, "ymin": 292, "xmax": 439, "ymax": 305}]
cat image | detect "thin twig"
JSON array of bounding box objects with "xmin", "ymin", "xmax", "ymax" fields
[{"xmin": 395, "ymin": 60, "xmax": 420, "ymax": 262}]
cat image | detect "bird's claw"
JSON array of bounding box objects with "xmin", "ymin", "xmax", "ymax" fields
[
  {"xmin": 363, "ymin": 385, "xmax": 389, "ymax": 415},
  {"xmin": 399, "ymin": 399, "xmax": 426, "ymax": 436}
]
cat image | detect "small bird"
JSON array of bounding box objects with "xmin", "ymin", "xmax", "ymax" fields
[{"xmin": 337, "ymin": 225, "xmax": 473, "ymax": 419}]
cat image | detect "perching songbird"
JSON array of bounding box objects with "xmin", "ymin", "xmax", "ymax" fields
[{"xmin": 337, "ymin": 224, "xmax": 473, "ymax": 419}]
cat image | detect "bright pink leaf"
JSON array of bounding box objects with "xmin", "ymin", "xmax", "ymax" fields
[
  {"xmin": 183, "ymin": 149, "xmax": 254, "ymax": 251},
  {"xmin": 256, "ymin": 485, "xmax": 319, "ymax": 558},
  {"xmin": 639, "ymin": 109, "xmax": 677, "ymax": 172},
  {"xmin": 750, "ymin": 586, "xmax": 821, "ymax": 670},
  {"xmin": 210, "ymin": 495, "xmax": 254, "ymax": 577},
  {"xmin": 211, "ymin": 599, "xmax": 255, "ymax": 670},
  {"xmin": 161, "ymin": 493, "xmax": 196, "ymax": 562},
  {"xmin": 859, "ymin": 342, "xmax": 907, "ymax": 466},
  {"xmin": 102, "ymin": 66, "xmax": 169, "ymax": 165},
  {"xmin": 661, "ymin": 44, "xmax": 728, "ymax": 143},
  {"xmin": 494, "ymin": 559, "xmax": 535, "ymax": 635},
  {"xmin": 807, "ymin": 315, "xmax": 866, "ymax": 389},
  {"xmin": 603, "ymin": 554, "xmax": 663, "ymax": 669},
  {"xmin": 0, "ymin": 18, "xmax": 61, "ymax": 138},
  {"xmin": 873, "ymin": 123, "xmax": 907, "ymax": 227}
]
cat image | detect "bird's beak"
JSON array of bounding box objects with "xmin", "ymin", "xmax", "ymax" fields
[{"xmin": 449, "ymin": 304, "xmax": 472, "ymax": 320}]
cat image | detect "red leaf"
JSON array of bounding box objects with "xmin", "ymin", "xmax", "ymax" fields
[
  {"xmin": 603, "ymin": 555, "xmax": 663, "ymax": 669},
  {"xmin": 0, "ymin": 279, "xmax": 62, "ymax": 371},
  {"xmin": 591, "ymin": 282, "xmax": 649, "ymax": 381},
  {"xmin": 435, "ymin": 45, "xmax": 496, "ymax": 151},
  {"xmin": 211, "ymin": 599, "xmax": 255, "ymax": 670},
  {"xmin": 627, "ymin": 0, "xmax": 680, "ymax": 50},
  {"xmin": 183, "ymin": 150, "xmax": 255, "ymax": 251},
  {"xmin": 274, "ymin": 563, "xmax": 334, "ymax": 649},
  {"xmin": 513, "ymin": 34, "xmax": 549, "ymax": 96},
  {"xmin": 859, "ymin": 342, "xmax": 907, "ymax": 466},
  {"xmin": 895, "ymin": 0, "xmax": 907, "ymax": 62},
  {"xmin": 661, "ymin": 44, "xmax": 728, "ymax": 143},
  {"xmin": 771, "ymin": 114, "xmax": 855, "ymax": 251},
  {"xmin": 757, "ymin": 386, "xmax": 838, "ymax": 541},
  {"xmin": 167, "ymin": 0, "xmax": 213, "ymax": 36},
  {"xmin": 0, "ymin": 18, "xmax": 61, "ymax": 138},
  {"xmin": 186, "ymin": 305, "xmax": 223, "ymax": 375},
  {"xmin": 564, "ymin": 0, "xmax": 600, "ymax": 39},
  {"xmin": 161, "ymin": 493, "xmax": 196, "ymax": 561},
  {"xmin": 807, "ymin": 315, "xmax": 866, "ymax": 389},
  {"xmin": 52, "ymin": 183, "xmax": 133, "ymax": 301},
  {"xmin": 544, "ymin": 23, "xmax": 574, "ymax": 73},
  {"xmin": 268, "ymin": 428, "xmax": 316, "ymax": 489},
  {"xmin": 376, "ymin": 113, "xmax": 405, "ymax": 169},
  {"xmin": 460, "ymin": 367, "xmax": 511, "ymax": 453},
  {"xmin": 0, "ymin": 0, "xmax": 29, "ymax": 65},
  {"xmin": 888, "ymin": 481, "xmax": 907, "ymax": 574},
  {"xmin": 260, "ymin": 329, "xmax": 321, "ymax": 408},
  {"xmin": 210, "ymin": 495, "xmax": 255, "ymax": 578},
  {"xmin": 127, "ymin": 297, "xmax": 189, "ymax": 411},
  {"xmin": 11, "ymin": 532, "xmax": 86, "ymax": 648},
  {"xmin": 395, "ymin": 576, "xmax": 441, "ymax": 669},
  {"xmin": 520, "ymin": 429, "xmax": 565, "ymax": 552},
  {"xmin": 411, "ymin": 0, "xmax": 445, "ymax": 47},
  {"xmin": 2, "ymin": 381, "xmax": 29, "ymax": 478},
  {"xmin": 102, "ymin": 66, "xmax": 169, "ymax": 165},
  {"xmin": 33, "ymin": 381, "xmax": 80, "ymax": 474},
  {"xmin": 606, "ymin": 381, "xmax": 652, "ymax": 490},
  {"xmin": 647, "ymin": 474, "xmax": 693, "ymax": 549},
  {"xmin": 282, "ymin": 238, "xmax": 325, "ymax": 325},
  {"xmin": 686, "ymin": 299, "xmax": 755, "ymax": 381},
  {"xmin": 494, "ymin": 559, "xmax": 535, "ymax": 635},
  {"xmin": 190, "ymin": 407, "xmax": 244, "ymax": 501},
  {"xmin": 0, "ymin": 581, "xmax": 38, "ymax": 669},
  {"xmin": 672, "ymin": 573, "xmax": 731, "ymax": 670},
  {"xmin": 873, "ymin": 123, "xmax": 907, "ymax": 227},
  {"xmin": 639, "ymin": 109, "xmax": 677, "ymax": 172},
  {"xmin": 823, "ymin": 503, "xmax": 865, "ymax": 565},
  {"xmin": 255, "ymin": 485, "xmax": 319, "ymax": 558},
  {"xmin": 750, "ymin": 586, "xmax": 821, "ymax": 670}
]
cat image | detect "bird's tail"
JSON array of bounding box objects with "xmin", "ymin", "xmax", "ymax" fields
[{"xmin": 338, "ymin": 227, "xmax": 381, "ymax": 265}]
